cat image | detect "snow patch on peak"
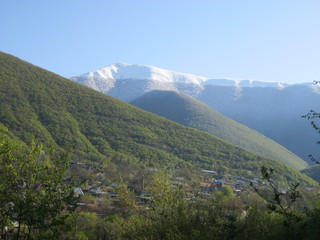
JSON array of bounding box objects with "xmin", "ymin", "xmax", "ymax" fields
[
  {"xmin": 76, "ymin": 63, "xmax": 294, "ymax": 89},
  {"xmin": 203, "ymin": 78, "xmax": 289, "ymax": 90},
  {"xmin": 79, "ymin": 63, "xmax": 209, "ymax": 85}
]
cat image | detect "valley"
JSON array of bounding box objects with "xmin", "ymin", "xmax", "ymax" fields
[{"xmin": 1, "ymin": 52, "xmax": 319, "ymax": 239}]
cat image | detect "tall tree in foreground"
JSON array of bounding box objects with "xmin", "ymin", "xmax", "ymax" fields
[{"xmin": 0, "ymin": 127, "xmax": 74, "ymax": 240}]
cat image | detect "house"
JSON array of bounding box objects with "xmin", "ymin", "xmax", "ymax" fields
[
  {"xmin": 235, "ymin": 189, "xmax": 242, "ymax": 195},
  {"xmin": 81, "ymin": 187, "xmax": 90, "ymax": 193},
  {"xmin": 74, "ymin": 187, "xmax": 84, "ymax": 198},
  {"xmin": 75, "ymin": 203, "xmax": 100, "ymax": 213},
  {"xmin": 214, "ymin": 179, "xmax": 226, "ymax": 183},
  {"xmin": 136, "ymin": 195, "xmax": 152, "ymax": 204},
  {"xmin": 235, "ymin": 180, "xmax": 245, "ymax": 184},
  {"xmin": 88, "ymin": 187, "xmax": 100, "ymax": 193},
  {"xmin": 173, "ymin": 176, "xmax": 185, "ymax": 182},
  {"xmin": 199, "ymin": 182, "xmax": 214, "ymax": 194},
  {"xmin": 212, "ymin": 182, "xmax": 226, "ymax": 191},
  {"xmin": 202, "ymin": 169, "xmax": 217, "ymax": 174}
]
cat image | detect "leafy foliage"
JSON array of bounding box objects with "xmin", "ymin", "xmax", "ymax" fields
[
  {"xmin": 0, "ymin": 127, "xmax": 74, "ymax": 239},
  {"xmin": 251, "ymin": 167, "xmax": 300, "ymax": 223},
  {"xmin": 60, "ymin": 170, "xmax": 320, "ymax": 240}
]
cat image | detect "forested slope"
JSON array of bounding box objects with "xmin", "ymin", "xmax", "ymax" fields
[
  {"xmin": 0, "ymin": 51, "xmax": 314, "ymax": 185},
  {"xmin": 131, "ymin": 90, "xmax": 307, "ymax": 170}
]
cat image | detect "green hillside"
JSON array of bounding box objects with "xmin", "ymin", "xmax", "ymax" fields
[
  {"xmin": 0, "ymin": 51, "xmax": 314, "ymax": 185},
  {"xmin": 131, "ymin": 90, "xmax": 308, "ymax": 170}
]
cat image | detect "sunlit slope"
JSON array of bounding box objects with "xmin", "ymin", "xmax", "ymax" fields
[
  {"xmin": 0, "ymin": 52, "xmax": 313, "ymax": 185},
  {"xmin": 131, "ymin": 90, "xmax": 308, "ymax": 170}
]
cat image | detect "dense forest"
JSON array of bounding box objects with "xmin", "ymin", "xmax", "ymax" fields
[{"xmin": 1, "ymin": 52, "xmax": 320, "ymax": 239}]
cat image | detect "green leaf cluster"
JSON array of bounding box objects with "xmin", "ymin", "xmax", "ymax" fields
[{"xmin": 0, "ymin": 127, "xmax": 74, "ymax": 239}]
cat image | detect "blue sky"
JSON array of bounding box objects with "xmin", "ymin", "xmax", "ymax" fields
[{"xmin": 1, "ymin": 0, "xmax": 319, "ymax": 83}]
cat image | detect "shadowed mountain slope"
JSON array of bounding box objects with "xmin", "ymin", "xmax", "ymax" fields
[
  {"xmin": 131, "ymin": 90, "xmax": 307, "ymax": 170},
  {"xmin": 301, "ymin": 165, "xmax": 320, "ymax": 182}
]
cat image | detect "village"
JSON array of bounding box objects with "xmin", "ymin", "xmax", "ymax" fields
[{"xmin": 67, "ymin": 161, "xmax": 318, "ymax": 215}]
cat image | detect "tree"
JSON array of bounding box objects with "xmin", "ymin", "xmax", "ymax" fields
[
  {"xmin": 302, "ymin": 80, "xmax": 320, "ymax": 164},
  {"xmin": 114, "ymin": 178, "xmax": 138, "ymax": 217},
  {"xmin": 251, "ymin": 167, "xmax": 300, "ymax": 222},
  {"xmin": 214, "ymin": 186, "xmax": 235, "ymax": 201},
  {"xmin": 117, "ymin": 170, "xmax": 192, "ymax": 240},
  {"xmin": 0, "ymin": 127, "xmax": 74, "ymax": 239},
  {"xmin": 302, "ymin": 110, "xmax": 320, "ymax": 164},
  {"xmin": 250, "ymin": 167, "xmax": 305, "ymax": 240}
]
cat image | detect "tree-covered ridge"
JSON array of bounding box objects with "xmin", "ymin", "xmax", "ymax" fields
[
  {"xmin": 0, "ymin": 51, "xmax": 315, "ymax": 186},
  {"xmin": 131, "ymin": 90, "xmax": 307, "ymax": 170}
]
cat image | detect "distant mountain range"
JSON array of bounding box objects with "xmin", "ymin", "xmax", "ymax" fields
[
  {"xmin": 0, "ymin": 52, "xmax": 314, "ymax": 186},
  {"xmin": 131, "ymin": 90, "xmax": 307, "ymax": 170},
  {"xmin": 71, "ymin": 63, "xmax": 320, "ymax": 165},
  {"xmin": 71, "ymin": 63, "xmax": 297, "ymax": 102}
]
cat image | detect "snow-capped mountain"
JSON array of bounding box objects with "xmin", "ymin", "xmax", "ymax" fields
[
  {"xmin": 72, "ymin": 63, "xmax": 208, "ymax": 102},
  {"xmin": 78, "ymin": 63, "xmax": 209, "ymax": 84},
  {"xmin": 71, "ymin": 63, "xmax": 307, "ymax": 102},
  {"xmin": 71, "ymin": 63, "xmax": 320, "ymax": 165}
]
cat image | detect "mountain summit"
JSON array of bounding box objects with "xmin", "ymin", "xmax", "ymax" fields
[
  {"xmin": 71, "ymin": 63, "xmax": 294, "ymax": 102},
  {"xmin": 71, "ymin": 63, "xmax": 209, "ymax": 101},
  {"xmin": 78, "ymin": 63, "xmax": 209, "ymax": 84}
]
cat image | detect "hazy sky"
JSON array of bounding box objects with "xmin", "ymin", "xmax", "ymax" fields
[{"xmin": 1, "ymin": 0, "xmax": 319, "ymax": 83}]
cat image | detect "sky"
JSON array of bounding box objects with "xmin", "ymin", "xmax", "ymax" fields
[{"xmin": 1, "ymin": 0, "xmax": 319, "ymax": 83}]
